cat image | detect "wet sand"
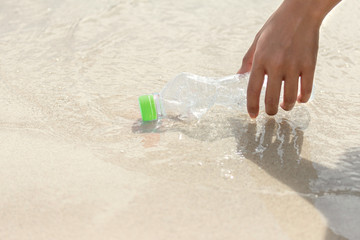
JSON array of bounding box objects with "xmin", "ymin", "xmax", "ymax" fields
[{"xmin": 0, "ymin": 0, "xmax": 359, "ymax": 239}]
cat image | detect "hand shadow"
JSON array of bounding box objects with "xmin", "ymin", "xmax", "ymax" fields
[
  {"xmin": 231, "ymin": 117, "xmax": 316, "ymax": 195},
  {"xmin": 230, "ymin": 117, "xmax": 359, "ymax": 240},
  {"xmin": 132, "ymin": 114, "xmax": 359, "ymax": 239}
]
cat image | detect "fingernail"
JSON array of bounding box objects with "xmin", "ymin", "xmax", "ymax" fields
[
  {"xmin": 281, "ymin": 102, "xmax": 294, "ymax": 111},
  {"xmin": 249, "ymin": 113, "xmax": 257, "ymax": 119}
]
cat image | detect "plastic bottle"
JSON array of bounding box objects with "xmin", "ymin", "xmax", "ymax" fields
[
  {"xmin": 138, "ymin": 72, "xmax": 257, "ymax": 122},
  {"xmin": 138, "ymin": 72, "xmax": 311, "ymax": 123}
]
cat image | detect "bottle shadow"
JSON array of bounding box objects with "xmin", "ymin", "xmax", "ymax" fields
[{"xmin": 132, "ymin": 115, "xmax": 360, "ymax": 240}]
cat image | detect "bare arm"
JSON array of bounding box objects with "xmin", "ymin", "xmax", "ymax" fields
[{"xmin": 238, "ymin": 0, "xmax": 341, "ymax": 118}]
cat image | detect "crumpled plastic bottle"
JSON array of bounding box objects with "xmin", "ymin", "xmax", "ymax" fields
[
  {"xmin": 139, "ymin": 73, "xmax": 252, "ymax": 121},
  {"xmin": 138, "ymin": 72, "xmax": 311, "ymax": 128}
]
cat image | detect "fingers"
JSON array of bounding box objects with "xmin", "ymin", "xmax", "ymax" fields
[
  {"xmin": 280, "ymin": 74, "xmax": 299, "ymax": 111},
  {"xmin": 247, "ymin": 66, "xmax": 265, "ymax": 118},
  {"xmin": 248, "ymin": 69, "xmax": 313, "ymax": 117},
  {"xmin": 265, "ymin": 73, "xmax": 282, "ymax": 116},
  {"xmin": 297, "ymin": 70, "xmax": 314, "ymax": 103}
]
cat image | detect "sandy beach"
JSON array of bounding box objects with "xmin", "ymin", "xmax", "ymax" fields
[{"xmin": 0, "ymin": 0, "xmax": 359, "ymax": 239}]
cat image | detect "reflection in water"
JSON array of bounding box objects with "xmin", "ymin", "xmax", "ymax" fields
[
  {"xmin": 133, "ymin": 109, "xmax": 360, "ymax": 240},
  {"xmin": 231, "ymin": 118, "xmax": 359, "ymax": 240},
  {"xmin": 232, "ymin": 118, "xmax": 315, "ymax": 195}
]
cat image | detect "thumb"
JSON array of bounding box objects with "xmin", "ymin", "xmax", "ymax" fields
[{"xmin": 237, "ymin": 42, "xmax": 257, "ymax": 74}]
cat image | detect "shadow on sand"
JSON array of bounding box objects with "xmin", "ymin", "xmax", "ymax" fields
[{"xmin": 133, "ymin": 114, "xmax": 360, "ymax": 240}]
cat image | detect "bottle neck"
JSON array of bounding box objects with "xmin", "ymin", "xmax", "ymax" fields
[{"xmin": 153, "ymin": 93, "xmax": 165, "ymax": 119}]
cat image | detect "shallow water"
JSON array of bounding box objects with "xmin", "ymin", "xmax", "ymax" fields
[{"xmin": 0, "ymin": 0, "xmax": 359, "ymax": 239}]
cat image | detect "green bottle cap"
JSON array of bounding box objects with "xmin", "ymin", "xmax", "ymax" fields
[{"xmin": 138, "ymin": 95, "xmax": 158, "ymax": 121}]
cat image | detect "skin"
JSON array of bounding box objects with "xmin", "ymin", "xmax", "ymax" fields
[{"xmin": 238, "ymin": 0, "xmax": 342, "ymax": 118}]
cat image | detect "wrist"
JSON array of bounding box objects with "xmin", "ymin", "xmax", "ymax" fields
[{"xmin": 283, "ymin": 0, "xmax": 341, "ymax": 27}]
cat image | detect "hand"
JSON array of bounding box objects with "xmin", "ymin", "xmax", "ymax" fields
[{"xmin": 238, "ymin": 0, "xmax": 340, "ymax": 118}]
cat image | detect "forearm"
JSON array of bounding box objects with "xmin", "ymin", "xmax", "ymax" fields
[{"xmin": 281, "ymin": 0, "xmax": 341, "ymax": 27}]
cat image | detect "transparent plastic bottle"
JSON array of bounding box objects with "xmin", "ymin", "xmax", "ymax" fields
[
  {"xmin": 138, "ymin": 72, "xmax": 254, "ymax": 121},
  {"xmin": 138, "ymin": 72, "xmax": 312, "ymax": 123}
]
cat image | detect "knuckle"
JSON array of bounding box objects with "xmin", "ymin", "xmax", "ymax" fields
[
  {"xmin": 301, "ymin": 59, "xmax": 316, "ymax": 70},
  {"xmin": 302, "ymin": 63, "xmax": 313, "ymax": 70},
  {"xmin": 287, "ymin": 62, "xmax": 298, "ymax": 73},
  {"xmin": 253, "ymin": 52, "xmax": 264, "ymax": 63},
  {"xmin": 268, "ymin": 57, "xmax": 284, "ymax": 70}
]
